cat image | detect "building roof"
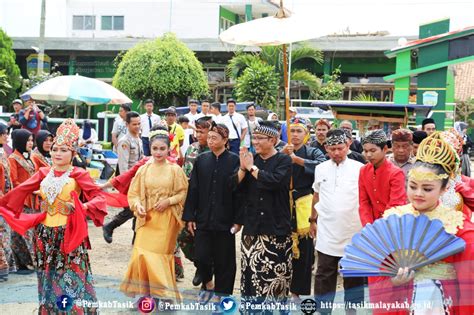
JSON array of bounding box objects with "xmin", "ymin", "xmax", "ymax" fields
[
  {"xmin": 311, "ymin": 100, "xmax": 433, "ymax": 122},
  {"xmin": 12, "ymin": 35, "xmax": 417, "ymax": 53},
  {"xmin": 385, "ymin": 26, "xmax": 474, "ymax": 58}
]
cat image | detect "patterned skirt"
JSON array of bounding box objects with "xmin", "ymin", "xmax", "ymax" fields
[
  {"xmin": 35, "ymin": 224, "xmax": 97, "ymax": 314},
  {"xmin": 11, "ymin": 207, "xmax": 36, "ymax": 270},
  {"xmin": 0, "ymin": 216, "xmax": 17, "ymax": 277},
  {"xmin": 241, "ymin": 235, "xmax": 293, "ymax": 305}
]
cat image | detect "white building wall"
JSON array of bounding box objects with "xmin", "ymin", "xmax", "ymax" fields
[{"xmin": 0, "ymin": 0, "xmax": 229, "ymax": 39}]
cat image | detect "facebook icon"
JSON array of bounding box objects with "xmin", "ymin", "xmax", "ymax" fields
[{"xmin": 56, "ymin": 295, "xmax": 73, "ymax": 311}]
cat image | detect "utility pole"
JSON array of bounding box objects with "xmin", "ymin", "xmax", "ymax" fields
[
  {"xmin": 37, "ymin": 0, "xmax": 46, "ymax": 75},
  {"xmin": 169, "ymin": 0, "xmax": 173, "ymax": 32}
]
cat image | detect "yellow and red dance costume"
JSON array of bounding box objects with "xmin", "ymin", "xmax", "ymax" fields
[
  {"xmin": 368, "ymin": 203, "xmax": 474, "ymax": 314},
  {"xmin": 120, "ymin": 159, "xmax": 188, "ymax": 301},
  {"xmin": 0, "ymin": 166, "xmax": 107, "ymax": 314}
]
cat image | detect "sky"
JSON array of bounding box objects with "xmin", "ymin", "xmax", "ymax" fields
[{"xmin": 286, "ymin": 0, "xmax": 474, "ymax": 36}]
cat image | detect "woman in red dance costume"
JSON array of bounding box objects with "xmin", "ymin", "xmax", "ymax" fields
[{"xmin": 0, "ymin": 119, "xmax": 107, "ymax": 314}]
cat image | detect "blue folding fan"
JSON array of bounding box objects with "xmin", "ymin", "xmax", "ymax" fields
[{"xmin": 339, "ymin": 214, "xmax": 466, "ymax": 277}]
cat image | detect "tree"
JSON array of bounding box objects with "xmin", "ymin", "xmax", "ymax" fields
[
  {"xmin": 316, "ymin": 67, "xmax": 344, "ymax": 100},
  {"xmin": 456, "ymin": 98, "xmax": 474, "ymax": 127},
  {"xmin": 0, "ymin": 28, "xmax": 21, "ymax": 105},
  {"xmin": 235, "ymin": 59, "xmax": 279, "ymax": 110},
  {"xmin": 21, "ymin": 65, "xmax": 62, "ymax": 92},
  {"xmin": 0, "ymin": 70, "xmax": 12, "ymax": 97},
  {"xmin": 227, "ymin": 44, "xmax": 323, "ymax": 109},
  {"xmin": 113, "ymin": 33, "xmax": 209, "ymax": 106}
]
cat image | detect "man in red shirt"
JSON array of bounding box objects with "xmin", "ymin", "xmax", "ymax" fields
[{"xmin": 358, "ymin": 129, "xmax": 406, "ymax": 226}]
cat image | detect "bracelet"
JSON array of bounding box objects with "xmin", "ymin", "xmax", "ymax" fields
[
  {"xmin": 308, "ymin": 217, "xmax": 317, "ymax": 223},
  {"xmin": 239, "ymin": 167, "xmax": 247, "ymax": 172}
]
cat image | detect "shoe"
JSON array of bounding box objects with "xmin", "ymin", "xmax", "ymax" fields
[
  {"xmin": 192, "ymin": 270, "xmax": 202, "ymax": 287},
  {"xmin": 103, "ymin": 224, "xmax": 113, "ymax": 243}
]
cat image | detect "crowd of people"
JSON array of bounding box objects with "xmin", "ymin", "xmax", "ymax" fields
[{"xmin": 0, "ymin": 96, "xmax": 473, "ymax": 314}]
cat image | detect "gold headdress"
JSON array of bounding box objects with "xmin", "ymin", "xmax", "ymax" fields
[
  {"xmin": 409, "ymin": 132, "xmax": 459, "ymax": 181},
  {"xmin": 54, "ymin": 119, "xmax": 80, "ymax": 150}
]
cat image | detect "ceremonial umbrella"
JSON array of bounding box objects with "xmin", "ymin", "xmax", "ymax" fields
[
  {"xmin": 219, "ymin": 0, "xmax": 321, "ymax": 142},
  {"xmin": 21, "ymin": 74, "xmax": 132, "ymax": 118}
]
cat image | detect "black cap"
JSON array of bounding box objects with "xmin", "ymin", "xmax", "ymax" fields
[
  {"xmin": 422, "ymin": 118, "xmax": 435, "ymax": 127},
  {"xmin": 413, "ymin": 130, "xmax": 428, "ymax": 144}
]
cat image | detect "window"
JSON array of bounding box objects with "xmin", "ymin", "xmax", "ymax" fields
[
  {"xmin": 101, "ymin": 16, "xmax": 124, "ymax": 30},
  {"xmin": 219, "ymin": 17, "xmax": 235, "ymax": 33},
  {"xmin": 72, "ymin": 15, "xmax": 95, "ymax": 30}
]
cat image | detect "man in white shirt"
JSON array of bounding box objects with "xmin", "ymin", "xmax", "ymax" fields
[
  {"xmin": 209, "ymin": 102, "xmax": 225, "ymax": 124},
  {"xmin": 244, "ymin": 103, "xmax": 262, "ymax": 152},
  {"xmin": 310, "ymin": 129, "xmax": 365, "ymax": 314},
  {"xmin": 111, "ymin": 103, "xmax": 131, "ymax": 151},
  {"xmin": 200, "ymin": 100, "xmax": 211, "ymax": 117},
  {"xmin": 140, "ymin": 99, "xmax": 161, "ymax": 156},
  {"xmin": 184, "ymin": 99, "xmax": 204, "ymax": 129},
  {"xmin": 223, "ymin": 99, "xmax": 247, "ymax": 154}
]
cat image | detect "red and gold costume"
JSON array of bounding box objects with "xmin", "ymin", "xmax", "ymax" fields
[
  {"xmin": 368, "ymin": 133, "xmax": 474, "ymax": 314},
  {"xmin": 0, "ymin": 119, "xmax": 107, "ymax": 314}
]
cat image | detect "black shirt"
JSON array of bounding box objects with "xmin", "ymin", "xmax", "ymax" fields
[
  {"xmin": 292, "ymin": 145, "xmax": 327, "ymax": 199},
  {"xmin": 182, "ymin": 150, "xmax": 241, "ymax": 231},
  {"xmin": 350, "ymin": 139, "xmax": 363, "ymax": 153},
  {"xmin": 348, "ymin": 150, "xmax": 366, "ymax": 164},
  {"xmin": 238, "ymin": 152, "xmax": 292, "ymax": 236},
  {"xmin": 310, "ymin": 140, "xmax": 327, "ymax": 155},
  {"xmin": 275, "ymin": 140, "xmax": 287, "ymax": 152}
]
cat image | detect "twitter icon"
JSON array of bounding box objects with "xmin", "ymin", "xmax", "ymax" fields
[{"xmin": 220, "ymin": 297, "xmax": 238, "ymax": 313}]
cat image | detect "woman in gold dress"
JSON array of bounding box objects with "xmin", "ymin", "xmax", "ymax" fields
[{"xmin": 120, "ymin": 126, "xmax": 188, "ymax": 302}]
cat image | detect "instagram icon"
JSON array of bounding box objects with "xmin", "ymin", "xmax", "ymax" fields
[{"xmin": 137, "ymin": 296, "xmax": 156, "ymax": 313}]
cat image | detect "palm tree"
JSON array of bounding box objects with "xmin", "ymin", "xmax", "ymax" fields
[{"xmin": 227, "ymin": 44, "xmax": 323, "ymax": 110}]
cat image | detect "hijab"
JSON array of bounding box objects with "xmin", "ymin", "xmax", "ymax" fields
[
  {"xmin": 82, "ymin": 120, "xmax": 92, "ymax": 140},
  {"xmin": 12, "ymin": 129, "xmax": 34, "ymax": 158},
  {"xmin": 36, "ymin": 130, "xmax": 53, "ymax": 157}
]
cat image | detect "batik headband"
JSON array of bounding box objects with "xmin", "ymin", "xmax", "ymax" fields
[
  {"xmin": 289, "ymin": 117, "xmax": 308, "ymax": 131},
  {"xmin": 326, "ymin": 130, "xmax": 347, "ymax": 146},
  {"xmin": 391, "ymin": 129, "xmax": 413, "ymax": 142},
  {"xmin": 254, "ymin": 121, "xmax": 279, "ymax": 138},
  {"xmin": 361, "ymin": 129, "xmax": 387, "ymax": 146},
  {"xmin": 210, "ymin": 122, "xmax": 229, "ymax": 139}
]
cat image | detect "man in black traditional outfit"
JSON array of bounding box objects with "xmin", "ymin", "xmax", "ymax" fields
[
  {"xmin": 237, "ymin": 121, "xmax": 293, "ymax": 307},
  {"xmin": 281, "ymin": 117, "xmax": 326, "ymax": 301},
  {"xmin": 183, "ymin": 122, "xmax": 242, "ymax": 303}
]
